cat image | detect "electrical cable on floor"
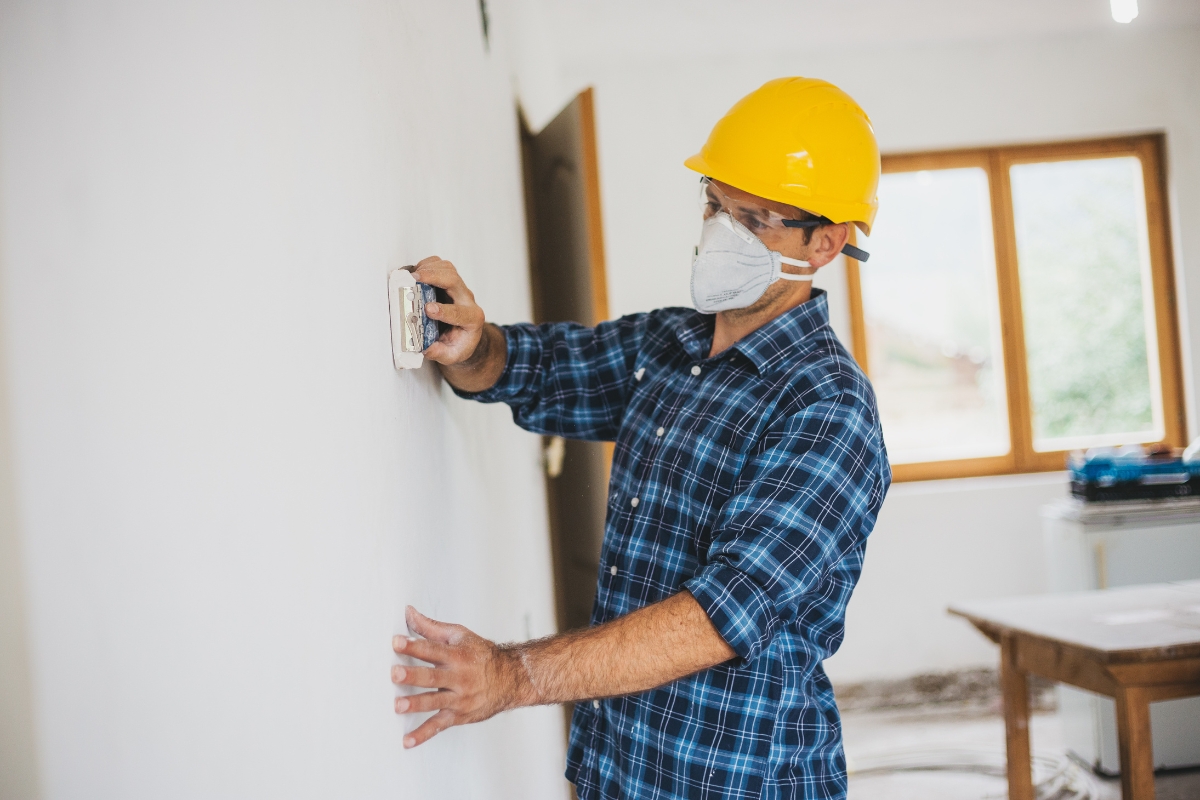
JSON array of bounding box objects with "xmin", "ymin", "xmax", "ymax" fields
[{"xmin": 847, "ymin": 746, "xmax": 1102, "ymax": 800}]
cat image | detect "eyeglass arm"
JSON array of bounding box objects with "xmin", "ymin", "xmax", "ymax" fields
[
  {"xmin": 840, "ymin": 243, "xmax": 870, "ymax": 262},
  {"xmin": 781, "ymin": 218, "xmax": 871, "ymax": 262}
]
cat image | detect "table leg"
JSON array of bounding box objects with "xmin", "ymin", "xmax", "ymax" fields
[
  {"xmin": 999, "ymin": 633, "xmax": 1034, "ymax": 800},
  {"xmin": 1114, "ymin": 686, "xmax": 1155, "ymax": 800}
]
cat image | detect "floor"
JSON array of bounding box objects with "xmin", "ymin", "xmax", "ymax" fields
[{"xmin": 842, "ymin": 703, "xmax": 1200, "ymax": 800}]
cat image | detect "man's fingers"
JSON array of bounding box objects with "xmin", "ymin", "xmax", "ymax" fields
[
  {"xmin": 410, "ymin": 263, "xmax": 476, "ymax": 306},
  {"xmin": 425, "ymin": 302, "xmax": 481, "ymax": 329},
  {"xmin": 391, "ymin": 664, "xmax": 450, "ymax": 689},
  {"xmin": 394, "ymin": 689, "xmax": 452, "ymax": 715},
  {"xmin": 392, "ymin": 635, "xmax": 450, "ymax": 665},
  {"xmin": 421, "ymin": 341, "xmax": 453, "ymax": 362},
  {"xmin": 410, "ymin": 263, "xmax": 461, "ymax": 292},
  {"xmin": 406, "ymin": 606, "xmax": 463, "ymax": 645},
  {"xmin": 404, "ymin": 709, "xmax": 456, "ymax": 749}
]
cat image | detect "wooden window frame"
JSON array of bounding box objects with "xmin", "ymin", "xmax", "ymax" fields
[{"xmin": 845, "ymin": 134, "xmax": 1185, "ymax": 483}]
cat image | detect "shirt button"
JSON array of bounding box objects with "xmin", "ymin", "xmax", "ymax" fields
[
  {"xmin": 691, "ymin": 365, "xmax": 702, "ymax": 376},
  {"xmin": 630, "ymin": 497, "xmax": 639, "ymax": 508},
  {"xmin": 592, "ymin": 700, "xmax": 600, "ymax": 709},
  {"xmin": 656, "ymin": 426, "xmax": 664, "ymax": 437},
  {"xmin": 610, "ymin": 565, "xmax": 618, "ymax": 576}
]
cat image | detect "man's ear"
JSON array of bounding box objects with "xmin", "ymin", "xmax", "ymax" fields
[{"xmin": 807, "ymin": 223, "xmax": 850, "ymax": 268}]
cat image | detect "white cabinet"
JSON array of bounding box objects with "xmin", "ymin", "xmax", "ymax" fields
[{"xmin": 1042, "ymin": 498, "xmax": 1200, "ymax": 773}]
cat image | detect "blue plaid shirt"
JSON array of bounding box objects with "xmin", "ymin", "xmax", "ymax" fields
[{"xmin": 460, "ymin": 290, "xmax": 890, "ymax": 800}]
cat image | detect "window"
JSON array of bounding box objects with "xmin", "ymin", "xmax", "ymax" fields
[{"xmin": 844, "ymin": 135, "xmax": 1183, "ymax": 482}]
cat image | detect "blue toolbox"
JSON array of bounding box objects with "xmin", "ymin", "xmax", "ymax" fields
[{"xmin": 1069, "ymin": 446, "xmax": 1200, "ymax": 501}]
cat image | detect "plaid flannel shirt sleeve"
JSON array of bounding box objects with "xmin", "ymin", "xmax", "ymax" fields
[
  {"xmin": 453, "ymin": 316, "xmax": 646, "ymax": 441},
  {"xmin": 684, "ymin": 391, "xmax": 889, "ymax": 664}
]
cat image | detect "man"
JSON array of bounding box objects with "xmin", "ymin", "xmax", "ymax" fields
[{"xmin": 391, "ymin": 77, "xmax": 890, "ymax": 800}]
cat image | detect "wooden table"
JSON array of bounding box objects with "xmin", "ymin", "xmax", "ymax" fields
[{"xmin": 949, "ymin": 581, "xmax": 1200, "ymax": 800}]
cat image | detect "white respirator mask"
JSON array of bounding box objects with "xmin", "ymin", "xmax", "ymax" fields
[{"xmin": 690, "ymin": 212, "xmax": 814, "ymax": 313}]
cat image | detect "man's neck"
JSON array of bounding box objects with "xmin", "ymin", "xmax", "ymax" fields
[{"xmin": 708, "ymin": 284, "xmax": 813, "ymax": 358}]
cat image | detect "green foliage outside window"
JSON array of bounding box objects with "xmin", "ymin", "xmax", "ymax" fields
[{"xmin": 1011, "ymin": 158, "xmax": 1156, "ymax": 446}]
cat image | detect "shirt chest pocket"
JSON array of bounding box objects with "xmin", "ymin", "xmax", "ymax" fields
[{"xmin": 650, "ymin": 401, "xmax": 759, "ymax": 528}]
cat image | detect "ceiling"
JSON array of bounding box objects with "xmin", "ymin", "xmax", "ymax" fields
[{"xmin": 540, "ymin": 0, "xmax": 1200, "ymax": 64}]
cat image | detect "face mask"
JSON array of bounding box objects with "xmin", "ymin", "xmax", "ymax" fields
[{"xmin": 690, "ymin": 212, "xmax": 813, "ymax": 313}]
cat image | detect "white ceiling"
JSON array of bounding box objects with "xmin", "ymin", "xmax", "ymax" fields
[{"xmin": 541, "ymin": 0, "xmax": 1200, "ymax": 63}]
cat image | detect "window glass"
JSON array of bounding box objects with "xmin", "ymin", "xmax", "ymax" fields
[
  {"xmin": 1010, "ymin": 156, "xmax": 1163, "ymax": 451},
  {"xmin": 859, "ymin": 168, "xmax": 1010, "ymax": 464}
]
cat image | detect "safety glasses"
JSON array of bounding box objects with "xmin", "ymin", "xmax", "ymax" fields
[
  {"xmin": 699, "ymin": 177, "xmax": 820, "ymax": 233},
  {"xmin": 699, "ymin": 177, "xmax": 870, "ymax": 261}
]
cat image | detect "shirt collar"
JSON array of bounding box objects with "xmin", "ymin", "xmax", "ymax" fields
[{"xmin": 674, "ymin": 289, "xmax": 832, "ymax": 375}]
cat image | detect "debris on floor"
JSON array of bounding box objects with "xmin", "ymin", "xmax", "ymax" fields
[
  {"xmin": 835, "ymin": 667, "xmax": 1055, "ymax": 714},
  {"xmin": 837, "ymin": 671, "xmax": 1200, "ymax": 800}
]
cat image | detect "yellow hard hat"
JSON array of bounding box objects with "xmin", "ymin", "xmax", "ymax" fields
[{"xmin": 685, "ymin": 77, "xmax": 881, "ymax": 236}]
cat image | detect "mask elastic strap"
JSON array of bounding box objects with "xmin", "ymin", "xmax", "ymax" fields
[{"xmin": 778, "ymin": 255, "xmax": 815, "ymax": 282}]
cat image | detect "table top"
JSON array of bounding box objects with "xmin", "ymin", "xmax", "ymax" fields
[
  {"xmin": 1042, "ymin": 496, "xmax": 1200, "ymax": 526},
  {"xmin": 949, "ymin": 581, "xmax": 1200, "ymax": 663}
]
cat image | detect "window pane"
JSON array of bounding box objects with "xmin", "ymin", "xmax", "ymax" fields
[
  {"xmin": 1010, "ymin": 156, "xmax": 1162, "ymax": 452},
  {"xmin": 860, "ymin": 168, "xmax": 1010, "ymax": 464}
]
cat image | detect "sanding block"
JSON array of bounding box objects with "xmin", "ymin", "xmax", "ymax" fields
[{"xmin": 388, "ymin": 267, "xmax": 445, "ymax": 370}]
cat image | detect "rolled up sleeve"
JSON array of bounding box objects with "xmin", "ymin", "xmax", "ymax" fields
[
  {"xmin": 453, "ymin": 315, "xmax": 647, "ymax": 441},
  {"xmin": 684, "ymin": 392, "xmax": 889, "ymax": 664},
  {"xmin": 452, "ymin": 323, "xmax": 548, "ymax": 405}
]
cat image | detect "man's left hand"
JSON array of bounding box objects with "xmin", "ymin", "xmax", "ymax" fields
[
  {"xmin": 390, "ymin": 592, "xmax": 735, "ymax": 749},
  {"xmin": 391, "ymin": 606, "xmax": 527, "ymax": 748}
]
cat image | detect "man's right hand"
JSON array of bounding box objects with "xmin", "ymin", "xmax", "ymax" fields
[{"xmin": 410, "ymin": 256, "xmax": 507, "ymax": 393}]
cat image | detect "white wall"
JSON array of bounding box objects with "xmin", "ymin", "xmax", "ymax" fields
[
  {"xmin": 564, "ymin": 24, "xmax": 1200, "ymax": 681},
  {"xmin": 831, "ymin": 472, "xmax": 1068, "ymax": 681},
  {"xmin": 0, "ymin": 1, "xmax": 565, "ymax": 798},
  {"xmin": 0, "ymin": 280, "xmax": 39, "ymax": 800}
]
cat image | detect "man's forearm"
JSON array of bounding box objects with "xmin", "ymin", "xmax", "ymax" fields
[
  {"xmin": 504, "ymin": 591, "xmax": 736, "ymax": 707},
  {"xmin": 436, "ymin": 322, "xmax": 507, "ymax": 394}
]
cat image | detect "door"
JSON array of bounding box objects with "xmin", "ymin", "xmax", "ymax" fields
[{"xmin": 519, "ymin": 88, "xmax": 612, "ymax": 635}]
